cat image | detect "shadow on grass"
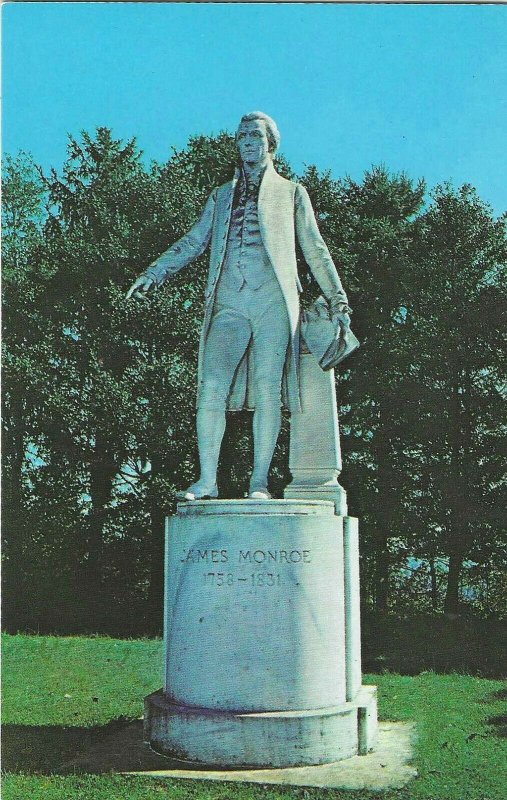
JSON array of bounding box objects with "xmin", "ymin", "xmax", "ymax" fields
[
  {"xmin": 488, "ymin": 687, "xmax": 507, "ymax": 701},
  {"xmin": 486, "ymin": 714, "xmax": 507, "ymax": 738},
  {"xmin": 1, "ymin": 719, "xmax": 263, "ymax": 775},
  {"xmin": 1, "ymin": 718, "xmax": 158, "ymax": 775}
]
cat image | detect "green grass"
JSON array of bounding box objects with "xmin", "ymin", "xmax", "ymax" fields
[
  {"xmin": 2, "ymin": 634, "xmax": 506, "ymax": 800},
  {"xmin": 2, "ymin": 634, "xmax": 163, "ymax": 727}
]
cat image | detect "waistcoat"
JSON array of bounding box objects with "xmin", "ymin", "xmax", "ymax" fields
[{"xmin": 220, "ymin": 174, "xmax": 275, "ymax": 291}]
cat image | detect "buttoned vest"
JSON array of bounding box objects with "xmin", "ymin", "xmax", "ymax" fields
[{"xmin": 220, "ymin": 177, "xmax": 276, "ymax": 291}]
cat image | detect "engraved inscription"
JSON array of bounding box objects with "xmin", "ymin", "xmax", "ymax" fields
[
  {"xmin": 203, "ymin": 572, "xmax": 282, "ymax": 588},
  {"xmin": 180, "ymin": 549, "xmax": 228, "ymax": 564},
  {"xmin": 238, "ymin": 549, "xmax": 311, "ymax": 564},
  {"xmin": 180, "ymin": 548, "xmax": 312, "ymax": 565},
  {"xmin": 204, "ymin": 572, "xmax": 235, "ymax": 586},
  {"xmin": 179, "ymin": 546, "xmax": 313, "ymax": 589}
]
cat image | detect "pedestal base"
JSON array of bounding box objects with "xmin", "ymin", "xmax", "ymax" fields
[
  {"xmin": 284, "ymin": 481, "xmax": 348, "ymax": 516},
  {"xmin": 144, "ymin": 686, "xmax": 377, "ymax": 768},
  {"xmin": 145, "ymin": 499, "xmax": 377, "ymax": 768}
]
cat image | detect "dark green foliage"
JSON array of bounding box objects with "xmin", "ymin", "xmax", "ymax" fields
[
  {"xmin": 406, "ymin": 185, "xmax": 507, "ymax": 613},
  {"xmin": 361, "ymin": 611, "xmax": 507, "ymax": 678},
  {"xmin": 2, "ymin": 128, "xmax": 506, "ymax": 632}
]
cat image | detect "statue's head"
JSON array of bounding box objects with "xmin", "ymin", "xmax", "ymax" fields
[{"xmin": 236, "ymin": 112, "xmax": 280, "ymax": 166}]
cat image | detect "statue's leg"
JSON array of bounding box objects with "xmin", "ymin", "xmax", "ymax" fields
[
  {"xmin": 186, "ymin": 306, "xmax": 251, "ymax": 498},
  {"xmin": 250, "ymin": 405, "xmax": 281, "ymax": 498},
  {"xmin": 248, "ymin": 285, "xmax": 291, "ymax": 497},
  {"xmin": 192, "ymin": 408, "xmax": 227, "ymax": 494}
]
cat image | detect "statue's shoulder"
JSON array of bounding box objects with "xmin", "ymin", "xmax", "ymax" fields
[
  {"xmin": 264, "ymin": 168, "xmax": 299, "ymax": 202},
  {"xmin": 269, "ymin": 167, "xmax": 296, "ymax": 187},
  {"xmin": 272, "ymin": 172, "xmax": 299, "ymax": 204},
  {"xmin": 279, "ymin": 174, "xmax": 298, "ymax": 190}
]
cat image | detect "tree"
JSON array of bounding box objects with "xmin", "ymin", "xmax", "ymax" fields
[
  {"xmin": 408, "ymin": 185, "xmax": 507, "ymax": 614},
  {"xmin": 2, "ymin": 152, "xmax": 50, "ymax": 619}
]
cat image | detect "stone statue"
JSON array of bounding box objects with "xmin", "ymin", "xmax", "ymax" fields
[{"xmin": 126, "ymin": 112, "xmax": 351, "ymax": 500}]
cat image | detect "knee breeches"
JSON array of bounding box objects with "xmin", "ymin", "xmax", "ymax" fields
[{"xmin": 198, "ymin": 278, "xmax": 290, "ymax": 411}]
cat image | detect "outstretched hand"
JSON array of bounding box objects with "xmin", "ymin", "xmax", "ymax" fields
[{"xmin": 125, "ymin": 275, "xmax": 155, "ymax": 302}]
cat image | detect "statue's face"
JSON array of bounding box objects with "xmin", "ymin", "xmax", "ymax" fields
[{"xmin": 236, "ymin": 119, "xmax": 270, "ymax": 167}]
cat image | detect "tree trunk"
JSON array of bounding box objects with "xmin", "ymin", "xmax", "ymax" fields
[
  {"xmin": 373, "ymin": 533, "xmax": 390, "ymax": 612},
  {"xmin": 3, "ymin": 417, "xmax": 25, "ymax": 561},
  {"xmin": 2, "ymin": 394, "xmax": 27, "ymax": 627},
  {"xmin": 448, "ymin": 365, "xmax": 475, "ymax": 615},
  {"xmin": 429, "ymin": 558, "xmax": 438, "ymax": 611},
  {"xmin": 444, "ymin": 374, "xmax": 470, "ymax": 616},
  {"xmin": 444, "ymin": 550, "xmax": 463, "ymax": 615},
  {"xmin": 372, "ymin": 403, "xmax": 396, "ymax": 613},
  {"xmin": 147, "ymin": 453, "xmax": 166, "ymax": 631},
  {"xmin": 85, "ymin": 433, "xmax": 116, "ymax": 621},
  {"xmin": 148, "ymin": 505, "xmax": 166, "ymax": 630}
]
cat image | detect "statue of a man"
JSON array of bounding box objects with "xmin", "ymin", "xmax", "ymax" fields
[{"xmin": 126, "ymin": 112, "xmax": 351, "ymax": 500}]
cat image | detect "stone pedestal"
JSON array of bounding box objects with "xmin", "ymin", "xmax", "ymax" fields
[{"xmin": 144, "ymin": 499, "xmax": 377, "ymax": 767}]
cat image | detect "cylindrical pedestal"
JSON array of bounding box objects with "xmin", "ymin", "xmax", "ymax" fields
[
  {"xmin": 144, "ymin": 499, "xmax": 377, "ymax": 767},
  {"xmin": 165, "ymin": 499, "xmax": 345, "ymax": 710}
]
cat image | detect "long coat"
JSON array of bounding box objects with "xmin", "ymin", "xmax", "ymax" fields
[{"xmin": 144, "ymin": 161, "xmax": 348, "ymax": 412}]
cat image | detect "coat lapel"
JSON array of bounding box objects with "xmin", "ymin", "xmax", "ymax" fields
[
  {"xmin": 204, "ymin": 169, "xmax": 239, "ymax": 299},
  {"xmin": 218, "ymin": 167, "xmax": 239, "ymax": 246},
  {"xmin": 258, "ymin": 162, "xmax": 297, "ymax": 286}
]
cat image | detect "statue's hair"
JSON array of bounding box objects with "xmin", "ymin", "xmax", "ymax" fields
[{"xmin": 237, "ymin": 111, "xmax": 280, "ymax": 153}]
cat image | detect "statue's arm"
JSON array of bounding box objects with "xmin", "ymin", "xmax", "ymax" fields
[
  {"xmin": 142, "ymin": 189, "xmax": 217, "ymax": 288},
  {"xmin": 294, "ymin": 184, "xmax": 351, "ymax": 314}
]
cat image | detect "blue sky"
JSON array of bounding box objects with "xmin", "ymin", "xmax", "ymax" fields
[{"xmin": 3, "ymin": 2, "xmax": 506, "ymax": 214}]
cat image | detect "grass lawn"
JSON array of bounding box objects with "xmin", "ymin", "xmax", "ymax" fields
[{"xmin": 2, "ymin": 633, "xmax": 506, "ymax": 800}]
